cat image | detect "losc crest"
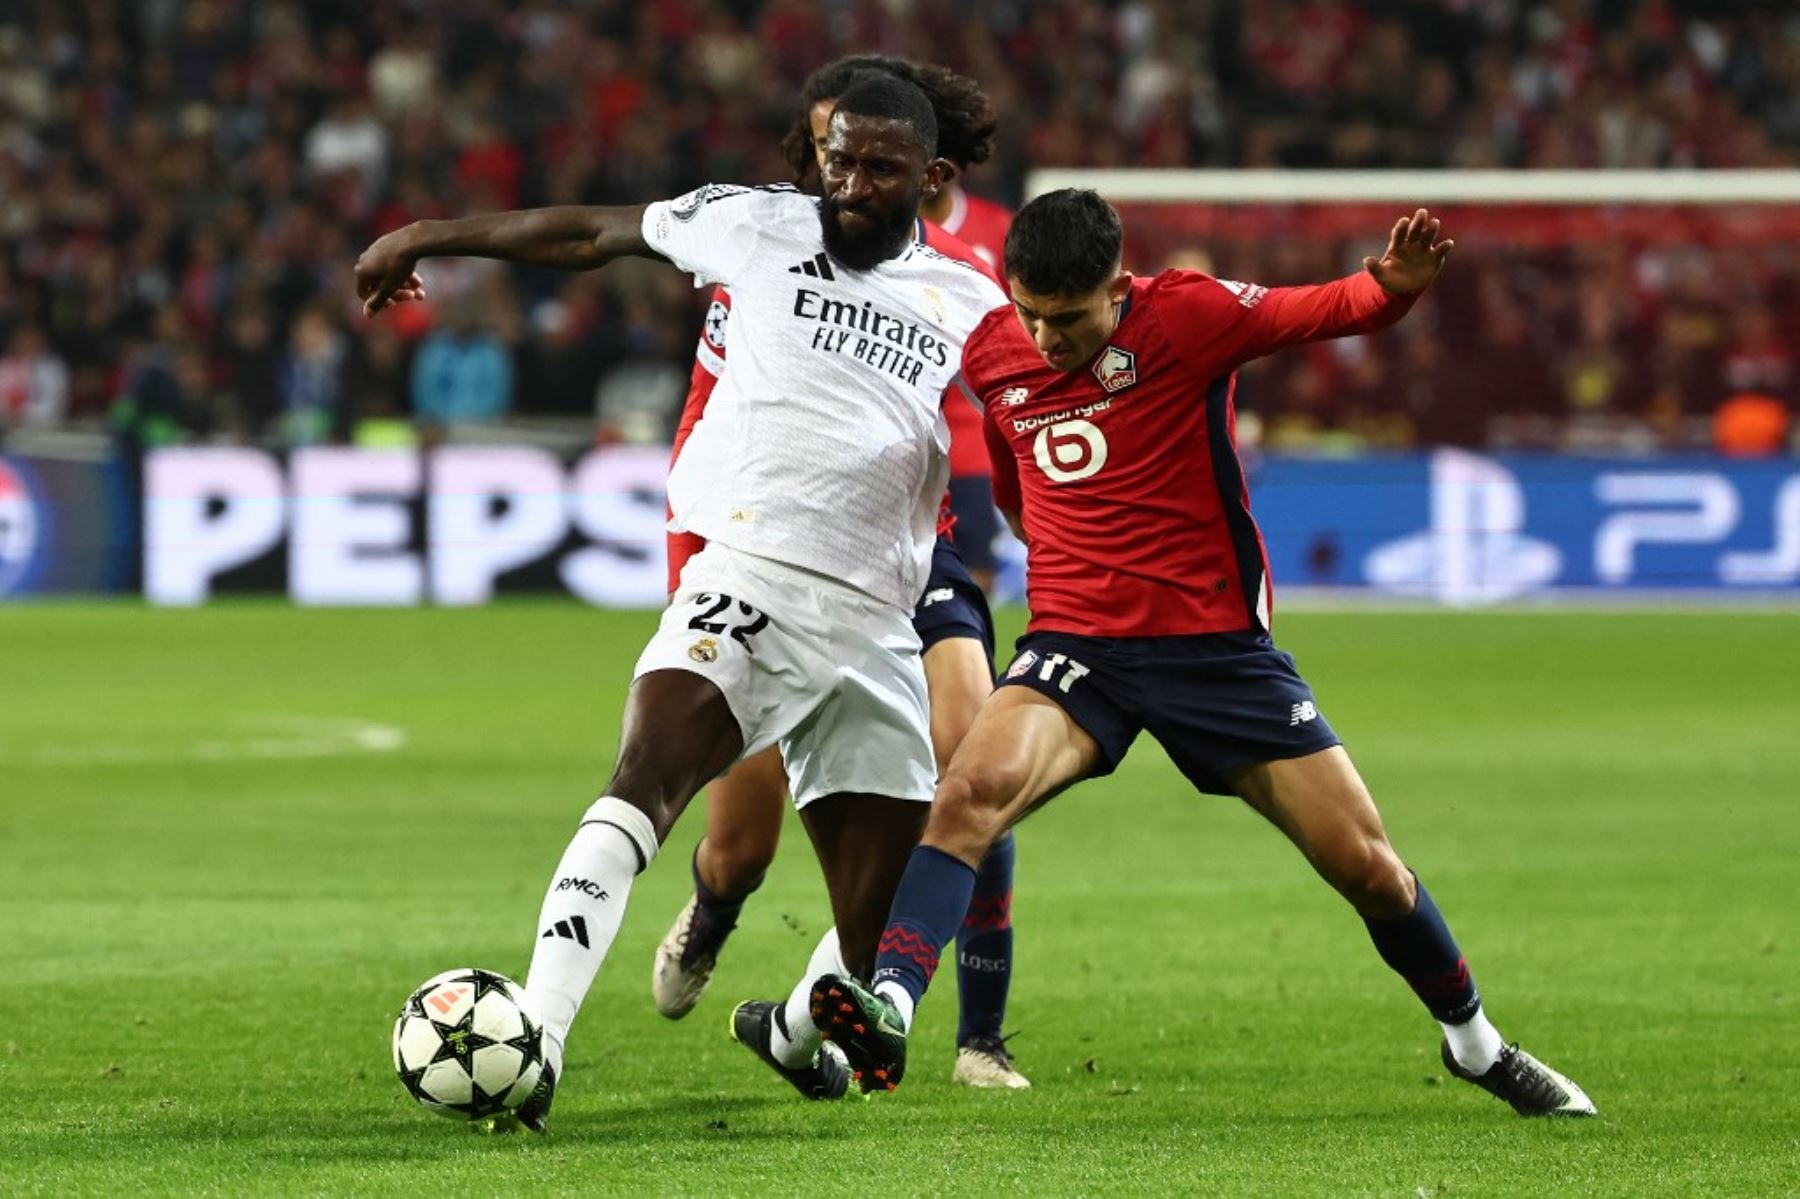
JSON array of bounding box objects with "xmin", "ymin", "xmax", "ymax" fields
[{"xmin": 0, "ymin": 456, "xmax": 40, "ymax": 597}]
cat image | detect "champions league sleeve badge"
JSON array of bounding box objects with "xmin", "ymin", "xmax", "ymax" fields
[{"xmin": 672, "ymin": 185, "xmax": 715, "ymax": 222}]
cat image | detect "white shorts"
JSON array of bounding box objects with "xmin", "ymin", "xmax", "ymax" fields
[{"xmin": 633, "ymin": 543, "xmax": 935, "ymax": 808}]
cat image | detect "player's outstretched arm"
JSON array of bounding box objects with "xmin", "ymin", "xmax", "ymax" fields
[
  {"xmin": 355, "ymin": 205, "xmax": 654, "ymax": 317},
  {"xmin": 1362, "ymin": 208, "xmax": 1453, "ymax": 296},
  {"xmin": 1196, "ymin": 208, "xmax": 1454, "ymax": 367}
]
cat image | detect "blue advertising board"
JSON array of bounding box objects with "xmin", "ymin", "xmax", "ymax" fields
[
  {"xmin": 0, "ymin": 452, "xmax": 136, "ymax": 599},
  {"xmin": 1248, "ymin": 451, "xmax": 1800, "ymax": 603},
  {"xmin": 9, "ymin": 445, "xmax": 1796, "ymax": 605}
]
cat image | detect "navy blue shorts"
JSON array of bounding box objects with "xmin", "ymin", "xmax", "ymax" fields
[
  {"xmin": 996, "ymin": 629, "xmax": 1341, "ymax": 796},
  {"xmin": 912, "ymin": 536, "xmax": 995, "ymax": 671},
  {"xmin": 947, "ymin": 475, "xmax": 1001, "ymax": 575}
]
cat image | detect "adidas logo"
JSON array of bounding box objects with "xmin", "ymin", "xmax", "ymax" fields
[
  {"xmin": 787, "ymin": 252, "xmax": 836, "ymax": 281},
  {"xmin": 541, "ymin": 915, "xmax": 590, "ymax": 949}
]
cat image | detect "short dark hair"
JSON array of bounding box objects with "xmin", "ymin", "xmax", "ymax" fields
[
  {"xmin": 1003, "ymin": 190, "xmax": 1125, "ymax": 295},
  {"xmin": 779, "ymin": 55, "xmax": 996, "ymax": 183},
  {"xmin": 827, "ymin": 72, "xmax": 938, "ymax": 158}
]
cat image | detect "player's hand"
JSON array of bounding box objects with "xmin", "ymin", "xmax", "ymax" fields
[
  {"xmin": 1364, "ymin": 208, "xmax": 1453, "ymax": 295},
  {"xmin": 355, "ymin": 228, "xmax": 429, "ymax": 317}
]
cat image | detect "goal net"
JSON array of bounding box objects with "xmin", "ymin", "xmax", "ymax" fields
[{"xmin": 1022, "ymin": 169, "xmax": 1800, "ymax": 456}]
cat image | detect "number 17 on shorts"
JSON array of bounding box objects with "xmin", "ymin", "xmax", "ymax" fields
[{"xmin": 1005, "ymin": 648, "xmax": 1090, "ymax": 693}]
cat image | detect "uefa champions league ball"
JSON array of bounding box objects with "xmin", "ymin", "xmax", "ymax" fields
[{"xmin": 392, "ymin": 968, "xmax": 546, "ymax": 1120}]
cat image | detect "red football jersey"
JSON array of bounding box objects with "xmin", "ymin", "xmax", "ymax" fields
[
  {"xmin": 666, "ymin": 221, "xmax": 1000, "ymax": 593},
  {"xmin": 968, "ymin": 269, "xmax": 1418, "ymax": 637},
  {"xmin": 936, "ymin": 189, "xmax": 1013, "ymax": 479},
  {"xmin": 937, "ymin": 188, "xmax": 1011, "ymax": 276}
]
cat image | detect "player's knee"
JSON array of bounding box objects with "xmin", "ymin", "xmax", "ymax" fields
[
  {"xmin": 1331, "ymin": 840, "xmax": 1415, "ymax": 919},
  {"xmin": 925, "ymin": 769, "xmax": 1014, "ymax": 861}
]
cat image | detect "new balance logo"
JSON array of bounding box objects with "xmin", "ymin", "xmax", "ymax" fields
[
  {"xmin": 998, "ymin": 386, "xmax": 1030, "ymax": 406},
  {"xmin": 920, "ymin": 587, "xmax": 954, "ymax": 607},
  {"xmin": 541, "ymin": 916, "xmax": 590, "ymax": 949},
  {"xmin": 787, "ymin": 252, "xmax": 836, "ymax": 281},
  {"xmin": 1290, "ymin": 701, "xmax": 1318, "ymax": 726}
]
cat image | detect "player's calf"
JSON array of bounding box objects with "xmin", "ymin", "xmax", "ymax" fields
[
  {"xmin": 1322, "ymin": 837, "xmax": 1416, "ymax": 921},
  {"xmin": 922, "ymin": 768, "xmax": 1018, "ymax": 867},
  {"xmin": 954, "ymin": 831, "xmax": 1018, "ymax": 1059},
  {"xmin": 652, "ymin": 842, "xmax": 765, "ymax": 1019}
]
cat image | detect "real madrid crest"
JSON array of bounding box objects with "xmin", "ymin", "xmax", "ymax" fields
[
  {"xmin": 688, "ymin": 637, "xmax": 720, "ymax": 663},
  {"xmin": 922, "ymin": 285, "xmax": 947, "ymax": 325}
]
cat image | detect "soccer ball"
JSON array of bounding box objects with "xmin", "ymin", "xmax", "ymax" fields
[{"xmin": 392, "ymin": 967, "xmax": 546, "ymax": 1120}]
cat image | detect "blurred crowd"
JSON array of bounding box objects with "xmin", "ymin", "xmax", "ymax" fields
[
  {"xmin": 1134, "ymin": 206, "xmax": 1800, "ymax": 453},
  {"xmin": 0, "ymin": 0, "xmax": 1797, "ymax": 454}
]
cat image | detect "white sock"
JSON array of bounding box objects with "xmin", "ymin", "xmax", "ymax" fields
[
  {"xmin": 874, "ymin": 981, "xmax": 915, "ymax": 1034},
  {"xmin": 524, "ymin": 796, "xmax": 659, "ymax": 1074},
  {"xmin": 1442, "ymin": 1006, "xmax": 1505, "ymax": 1074},
  {"xmin": 770, "ymin": 928, "xmax": 844, "ymax": 1068}
]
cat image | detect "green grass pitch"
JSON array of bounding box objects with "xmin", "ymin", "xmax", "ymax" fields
[{"xmin": 3, "ymin": 602, "xmax": 1796, "ymax": 1196}]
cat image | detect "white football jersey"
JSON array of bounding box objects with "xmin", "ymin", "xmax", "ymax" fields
[{"xmin": 643, "ymin": 184, "xmax": 1007, "ymax": 609}]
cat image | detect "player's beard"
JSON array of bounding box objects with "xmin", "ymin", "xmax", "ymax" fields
[{"xmin": 819, "ymin": 192, "xmax": 918, "ymax": 272}]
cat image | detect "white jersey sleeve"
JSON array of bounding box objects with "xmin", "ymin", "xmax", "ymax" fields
[{"xmin": 642, "ymin": 185, "xmax": 799, "ymax": 289}]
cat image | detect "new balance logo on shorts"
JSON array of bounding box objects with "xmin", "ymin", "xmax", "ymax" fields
[
  {"xmin": 1290, "ymin": 701, "xmax": 1318, "ymax": 726},
  {"xmin": 920, "ymin": 587, "xmax": 955, "ymax": 607},
  {"xmin": 787, "ymin": 252, "xmax": 836, "ymax": 281},
  {"xmin": 541, "ymin": 916, "xmax": 590, "ymax": 948}
]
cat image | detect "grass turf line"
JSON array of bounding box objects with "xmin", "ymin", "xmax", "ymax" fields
[{"xmin": 1, "ymin": 603, "xmax": 1795, "ymax": 1195}]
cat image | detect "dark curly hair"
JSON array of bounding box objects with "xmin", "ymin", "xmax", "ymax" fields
[{"xmin": 778, "ymin": 55, "xmax": 997, "ymax": 186}]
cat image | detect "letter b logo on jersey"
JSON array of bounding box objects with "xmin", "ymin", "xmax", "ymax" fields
[{"xmin": 1033, "ymin": 419, "xmax": 1108, "ymax": 483}]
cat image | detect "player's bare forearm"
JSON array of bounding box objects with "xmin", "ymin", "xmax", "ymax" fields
[
  {"xmin": 355, "ymin": 205, "xmax": 655, "ymax": 316},
  {"xmin": 412, "ymin": 206, "xmax": 651, "ymax": 269},
  {"xmin": 1003, "ymin": 509, "xmax": 1027, "ymax": 544}
]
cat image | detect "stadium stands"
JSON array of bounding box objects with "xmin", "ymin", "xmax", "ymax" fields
[{"xmin": 0, "ymin": 1, "xmax": 1795, "ymax": 450}]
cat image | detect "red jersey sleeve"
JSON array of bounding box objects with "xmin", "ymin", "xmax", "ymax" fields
[
  {"xmin": 922, "ymin": 224, "xmax": 1004, "ymax": 479},
  {"xmin": 1156, "ymin": 269, "xmax": 1417, "ymax": 374},
  {"xmin": 667, "ymin": 287, "xmax": 731, "ymax": 593},
  {"xmin": 983, "ymin": 400, "xmax": 1021, "ymax": 513},
  {"xmin": 964, "ymin": 323, "xmax": 1023, "ymax": 513}
]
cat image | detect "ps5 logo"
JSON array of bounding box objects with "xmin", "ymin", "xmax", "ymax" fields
[
  {"xmin": 1365, "ymin": 450, "xmax": 1800, "ymax": 603},
  {"xmin": 1364, "ymin": 450, "xmax": 1561, "ymax": 605}
]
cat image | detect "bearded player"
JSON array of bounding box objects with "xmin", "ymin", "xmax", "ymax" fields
[
  {"xmin": 653, "ymin": 55, "xmax": 1027, "ymax": 1091},
  {"xmin": 814, "ymin": 191, "xmax": 1597, "ymax": 1118},
  {"xmin": 355, "ymin": 74, "xmax": 1009, "ymax": 1128}
]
